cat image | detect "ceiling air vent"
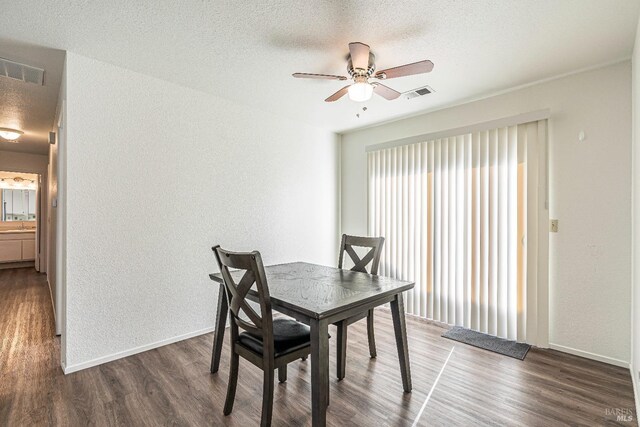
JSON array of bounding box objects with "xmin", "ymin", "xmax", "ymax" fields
[
  {"xmin": 0, "ymin": 57, "xmax": 45, "ymax": 85},
  {"xmin": 403, "ymin": 85, "xmax": 434, "ymax": 100}
]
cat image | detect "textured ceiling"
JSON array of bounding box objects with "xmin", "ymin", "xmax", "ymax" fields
[
  {"xmin": 0, "ymin": 41, "xmax": 64, "ymax": 155},
  {"xmin": 0, "ymin": 0, "xmax": 638, "ymax": 140}
]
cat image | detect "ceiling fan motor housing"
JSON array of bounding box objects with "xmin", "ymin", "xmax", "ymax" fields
[{"xmin": 348, "ymin": 52, "xmax": 376, "ymax": 78}]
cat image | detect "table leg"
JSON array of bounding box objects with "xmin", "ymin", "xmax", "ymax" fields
[
  {"xmin": 310, "ymin": 318, "xmax": 329, "ymax": 426},
  {"xmin": 390, "ymin": 292, "xmax": 412, "ymax": 392},
  {"xmin": 336, "ymin": 321, "xmax": 347, "ymax": 381},
  {"xmin": 210, "ymin": 283, "xmax": 228, "ymax": 374}
]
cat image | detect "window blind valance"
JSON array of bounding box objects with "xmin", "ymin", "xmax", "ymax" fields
[{"xmin": 365, "ymin": 109, "xmax": 550, "ymax": 153}]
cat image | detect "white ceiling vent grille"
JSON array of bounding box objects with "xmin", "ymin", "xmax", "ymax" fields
[
  {"xmin": 403, "ymin": 85, "xmax": 434, "ymax": 100},
  {"xmin": 0, "ymin": 57, "xmax": 45, "ymax": 85}
]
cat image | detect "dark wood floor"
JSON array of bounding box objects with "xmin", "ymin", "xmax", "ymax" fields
[{"xmin": 1, "ymin": 267, "xmax": 637, "ymax": 426}]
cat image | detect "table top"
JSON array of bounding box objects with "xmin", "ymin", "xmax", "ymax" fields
[{"xmin": 209, "ymin": 262, "xmax": 414, "ymax": 320}]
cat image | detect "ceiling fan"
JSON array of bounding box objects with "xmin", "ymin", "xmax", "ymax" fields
[{"xmin": 292, "ymin": 42, "xmax": 434, "ymax": 103}]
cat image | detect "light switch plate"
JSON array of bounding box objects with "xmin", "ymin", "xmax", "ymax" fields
[{"xmin": 550, "ymin": 219, "xmax": 559, "ymax": 233}]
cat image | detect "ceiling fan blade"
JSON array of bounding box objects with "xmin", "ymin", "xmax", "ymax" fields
[
  {"xmin": 292, "ymin": 73, "xmax": 348, "ymax": 81},
  {"xmin": 375, "ymin": 60, "xmax": 434, "ymax": 79},
  {"xmin": 325, "ymin": 85, "xmax": 351, "ymax": 102},
  {"xmin": 349, "ymin": 42, "xmax": 370, "ymax": 70},
  {"xmin": 373, "ymin": 83, "xmax": 401, "ymax": 100}
]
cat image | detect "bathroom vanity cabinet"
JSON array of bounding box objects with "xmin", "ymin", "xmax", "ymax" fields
[{"xmin": 0, "ymin": 230, "xmax": 36, "ymax": 263}]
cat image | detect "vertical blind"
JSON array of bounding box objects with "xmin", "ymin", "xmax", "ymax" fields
[{"xmin": 368, "ymin": 120, "xmax": 547, "ymax": 343}]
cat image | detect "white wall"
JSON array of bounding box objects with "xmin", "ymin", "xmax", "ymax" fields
[
  {"xmin": 0, "ymin": 150, "xmax": 47, "ymax": 177},
  {"xmin": 62, "ymin": 52, "xmax": 339, "ymax": 371},
  {"xmin": 341, "ymin": 61, "xmax": 632, "ymax": 366},
  {"xmin": 631, "ymin": 15, "xmax": 640, "ymax": 413}
]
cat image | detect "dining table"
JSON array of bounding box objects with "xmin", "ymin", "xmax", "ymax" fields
[{"xmin": 209, "ymin": 261, "xmax": 414, "ymax": 427}]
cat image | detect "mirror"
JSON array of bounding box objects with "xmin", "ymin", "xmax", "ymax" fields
[{"xmin": 1, "ymin": 189, "xmax": 37, "ymax": 221}]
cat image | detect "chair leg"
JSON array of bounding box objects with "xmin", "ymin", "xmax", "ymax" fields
[
  {"xmin": 261, "ymin": 367, "xmax": 275, "ymax": 427},
  {"xmin": 278, "ymin": 365, "xmax": 287, "ymax": 383},
  {"xmin": 336, "ymin": 321, "xmax": 347, "ymax": 381},
  {"xmin": 224, "ymin": 352, "xmax": 239, "ymax": 415},
  {"xmin": 367, "ymin": 309, "xmax": 377, "ymax": 358}
]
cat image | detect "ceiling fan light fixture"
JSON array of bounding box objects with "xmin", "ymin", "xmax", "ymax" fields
[
  {"xmin": 0, "ymin": 127, "xmax": 23, "ymax": 141},
  {"xmin": 348, "ymin": 81, "xmax": 373, "ymax": 102}
]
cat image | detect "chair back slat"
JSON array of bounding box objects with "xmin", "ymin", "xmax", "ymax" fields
[
  {"xmin": 338, "ymin": 234, "xmax": 385, "ymax": 275},
  {"xmin": 226, "ymin": 270, "xmax": 263, "ymax": 329},
  {"xmin": 213, "ymin": 245, "xmax": 273, "ymax": 343}
]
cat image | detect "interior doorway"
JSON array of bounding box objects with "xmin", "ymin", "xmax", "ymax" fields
[{"xmin": 0, "ymin": 171, "xmax": 40, "ymax": 270}]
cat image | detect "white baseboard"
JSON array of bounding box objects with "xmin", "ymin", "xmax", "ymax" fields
[
  {"xmin": 63, "ymin": 326, "xmax": 215, "ymax": 374},
  {"xmin": 632, "ymin": 363, "xmax": 640, "ymax": 419},
  {"xmin": 46, "ymin": 278, "xmax": 56, "ymax": 321},
  {"xmin": 548, "ymin": 343, "xmax": 629, "ymax": 368}
]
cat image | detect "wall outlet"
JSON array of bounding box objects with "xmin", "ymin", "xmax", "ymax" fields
[{"xmin": 550, "ymin": 219, "xmax": 559, "ymax": 233}]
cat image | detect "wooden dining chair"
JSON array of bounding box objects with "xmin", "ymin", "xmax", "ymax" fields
[
  {"xmin": 334, "ymin": 234, "xmax": 385, "ymax": 381},
  {"xmin": 212, "ymin": 245, "xmax": 312, "ymax": 427}
]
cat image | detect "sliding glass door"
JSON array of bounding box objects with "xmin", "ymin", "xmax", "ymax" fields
[{"xmin": 368, "ymin": 120, "xmax": 548, "ymax": 344}]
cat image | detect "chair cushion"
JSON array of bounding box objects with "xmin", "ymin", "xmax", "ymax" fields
[{"xmin": 238, "ymin": 318, "xmax": 311, "ymax": 357}]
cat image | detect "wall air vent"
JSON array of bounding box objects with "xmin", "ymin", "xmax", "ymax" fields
[
  {"xmin": 0, "ymin": 57, "xmax": 45, "ymax": 85},
  {"xmin": 403, "ymin": 85, "xmax": 434, "ymax": 100}
]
